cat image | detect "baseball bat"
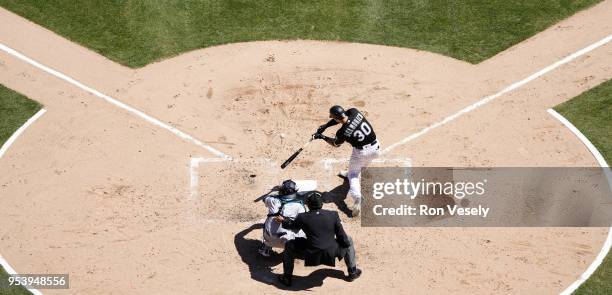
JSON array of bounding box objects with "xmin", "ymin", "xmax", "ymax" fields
[
  {"xmin": 281, "ymin": 139, "xmax": 313, "ymax": 169},
  {"xmin": 253, "ymin": 187, "xmax": 278, "ymax": 202}
]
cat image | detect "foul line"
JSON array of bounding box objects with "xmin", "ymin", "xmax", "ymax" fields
[
  {"xmin": 548, "ymin": 109, "xmax": 611, "ymax": 295},
  {"xmin": 0, "ymin": 43, "xmax": 231, "ymax": 160},
  {"xmin": 383, "ymin": 34, "xmax": 612, "ymax": 154},
  {"xmin": 0, "ymin": 109, "xmax": 46, "ymax": 295}
]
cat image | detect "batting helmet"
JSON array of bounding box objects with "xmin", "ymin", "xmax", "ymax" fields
[{"xmin": 329, "ymin": 105, "xmax": 346, "ymax": 120}]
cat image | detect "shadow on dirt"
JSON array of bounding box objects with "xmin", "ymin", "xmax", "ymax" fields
[
  {"xmin": 321, "ymin": 175, "xmax": 352, "ymax": 217},
  {"xmin": 234, "ymin": 224, "xmax": 346, "ymax": 291}
]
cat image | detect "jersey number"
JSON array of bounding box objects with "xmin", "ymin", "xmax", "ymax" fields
[{"xmin": 354, "ymin": 123, "xmax": 372, "ymax": 142}]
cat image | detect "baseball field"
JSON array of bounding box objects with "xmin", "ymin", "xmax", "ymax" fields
[{"xmin": 0, "ymin": 1, "xmax": 610, "ymax": 294}]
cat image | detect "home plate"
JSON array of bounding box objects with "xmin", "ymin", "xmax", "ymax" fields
[{"xmin": 295, "ymin": 180, "xmax": 317, "ymax": 191}]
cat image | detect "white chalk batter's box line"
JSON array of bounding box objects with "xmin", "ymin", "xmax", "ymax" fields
[{"xmin": 321, "ymin": 157, "xmax": 412, "ymax": 171}]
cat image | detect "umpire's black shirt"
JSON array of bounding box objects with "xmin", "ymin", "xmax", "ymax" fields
[{"xmin": 283, "ymin": 209, "xmax": 351, "ymax": 266}]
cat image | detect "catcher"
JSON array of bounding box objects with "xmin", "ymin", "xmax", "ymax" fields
[{"xmin": 258, "ymin": 180, "xmax": 307, "ymax": 257}]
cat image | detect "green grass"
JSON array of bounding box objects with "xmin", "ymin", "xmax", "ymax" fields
[
  {"xmin": 0, "ymin": 0, "xmax": 601, "ymax": 67},
  {"xmin": 555, "ymin": 79, "xmax": 612, "ymax": 165},
  {"xmin": 555, "ymin": 79, "xmax": 612, "ymax": 294},
  {"xmin": 0, "ymin": 85, "xmax": 41, "ymax": 145},
  {"xmin": 573, "ymin": 253, "xmax": 612, "ymax": 295},
  {"xmin": 0, "ymin": 267, "xmax": 31, "ymax": 295},
  {"xmin": 0, "ymin": 84, "xmax": 41, "ymax": 295}
]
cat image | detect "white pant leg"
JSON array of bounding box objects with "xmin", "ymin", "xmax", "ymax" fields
[
  {"xmin": 263, "ymin": 217, "xmax": 284, "ymax": 248},
  {"xmin": 348, "ymin": 144, "xmax": 380, "ymax": 202},
  {"xmin": 347, "ymin": 148, "xmax": 362, "ymax": 202}
]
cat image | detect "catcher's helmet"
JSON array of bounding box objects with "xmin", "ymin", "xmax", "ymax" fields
[
  {"xmin": 329, "ymin": 105, "xmax": 346, "ymax": 120},
  {"xmin": 280, "ymin": 179, "xmax": 298, "ymax": 195}
]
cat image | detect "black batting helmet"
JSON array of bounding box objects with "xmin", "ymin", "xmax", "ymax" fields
[
  {"xmin": 329, "ymin": 105, "xmax": 346, "ymax": 120},
  {"xmin": 280, "ymin": 179, "xmax": 298, "ymax": 195}
]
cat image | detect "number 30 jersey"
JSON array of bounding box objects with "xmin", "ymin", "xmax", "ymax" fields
[{"xmin": 335, "ymin": 108, "xmax": 377, "ymax": 148}]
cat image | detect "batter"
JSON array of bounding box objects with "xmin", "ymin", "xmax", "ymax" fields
[{"xmin": 313, "ymin": 105, "xmax": 381, "ymax": 217}]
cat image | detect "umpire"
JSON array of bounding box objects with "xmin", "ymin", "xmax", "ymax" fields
[{"xmin": 275, "ymin": 191, "xmax": 362, "ymax": 286}]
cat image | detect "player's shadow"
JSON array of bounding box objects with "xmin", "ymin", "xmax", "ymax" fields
[
  {"xmin": 234, "ymin": 224, "xmax": 346, "ymax": 291},
  {"xmin": 321, "ymin": 175, "xmax": 353, "ymax": 217}
]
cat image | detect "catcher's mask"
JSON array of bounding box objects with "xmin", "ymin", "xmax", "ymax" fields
[{"xmin": 280, "ymin": 179, "xmax": 298, "ymax": 196}]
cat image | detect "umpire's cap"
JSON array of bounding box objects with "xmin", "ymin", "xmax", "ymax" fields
[{"xmin": 306, "ymin": 191, "xmax": 323, "ymax": 210}]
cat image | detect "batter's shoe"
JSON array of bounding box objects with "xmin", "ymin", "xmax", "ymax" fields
[
  {"xmin": 351, "ymin": 198, "xmax": 362, "ymax": 217},
  {"xmin": 351, "ymin": 202, "xmax": 361, "ymax": 217},
  {"xmin": 337, "ymin": 170, "xmax": 348, "ymax": 178},
  {"xmin": 347, "ymin": 268, "xmax": 362, "ymax": 282}
]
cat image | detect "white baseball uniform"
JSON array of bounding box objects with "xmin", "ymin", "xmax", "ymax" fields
[
  {"xmin": 347, "ymin": 141, "xmax": 381, "ymax": 203},
  {"xmin": 321, "ymin": 108, "xmax": 380, "ymax": 204},
  {"xmin": 262, "ymin": 194, "xmax": 306, "ymax": 248}
]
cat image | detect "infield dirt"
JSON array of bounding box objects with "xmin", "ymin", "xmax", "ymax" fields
[{"xmin": 0, "ymin": 1, "xmax": 611, "ymax": 294}]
